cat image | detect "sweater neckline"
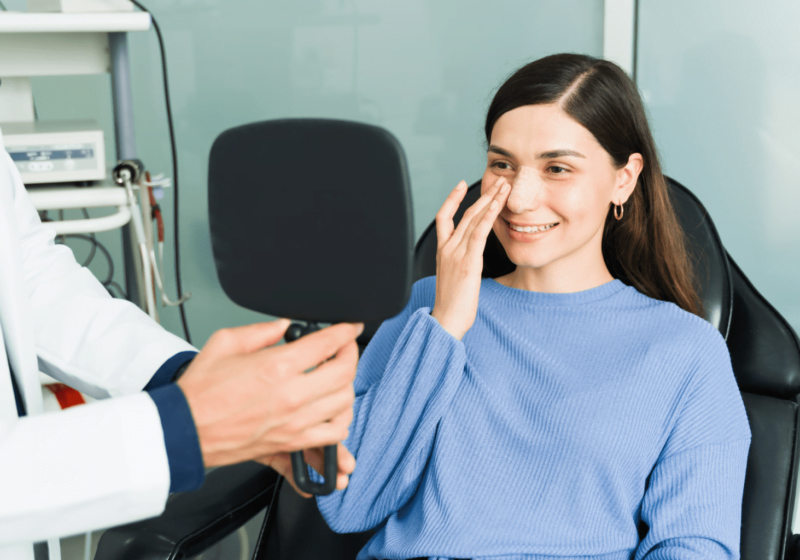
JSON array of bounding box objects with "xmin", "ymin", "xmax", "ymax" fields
[{"xmin": 484, "ymin": 277, "xmax": 627, "ymax": 306}]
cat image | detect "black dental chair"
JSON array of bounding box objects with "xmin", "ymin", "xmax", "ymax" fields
[{"xmin": 96, "ymin": 176, "xmax": 800, "ymax": 560}]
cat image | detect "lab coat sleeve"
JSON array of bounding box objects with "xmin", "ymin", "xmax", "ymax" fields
[
  {"xmin": 315, "ymin": 279, "xmax": 468, "ymax": 533},
  {"xmin": 0, "ymin": 391, "xmax": 172, "ymax": 543},
  {"xmin": 145, "ymin": 350, "xmax": 198, "ymax": 390},
  {"xmin": 0, "ymin": 140, "xmax": 197, "ymax": 542},
  {"xmin": 148, "ymin": 383, "xmax": 206, "ymax": 493},
  {"xmin": 8, "ymin": 147, "xmax": 196, "ymax": 398}
]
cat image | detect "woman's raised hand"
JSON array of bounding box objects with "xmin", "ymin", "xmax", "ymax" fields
[{"xmin": 431, "ymin": 177, "xmax": 511, "ymax": 340}]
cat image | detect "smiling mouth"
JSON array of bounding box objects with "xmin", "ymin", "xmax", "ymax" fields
[{"xmin": 503, "ymin": 218, "xmax": 559, "ymax": 233}]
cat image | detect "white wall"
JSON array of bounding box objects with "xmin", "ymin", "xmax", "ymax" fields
[
  {"xmin": 637, "ymin": 0, "xmax": 800, "ymax": 333},
  {"xmin": 24, "ymin": 0, "xmax": 604, "ymax": 344}
]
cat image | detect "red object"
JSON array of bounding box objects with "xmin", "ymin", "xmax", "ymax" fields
[
  {"xmin": 146, "ymin": 171, "xmax": 165, "ymax": 243},
  {"xmin": 45, "ymin": 383, "xmax": 86, "ymax": 409}
]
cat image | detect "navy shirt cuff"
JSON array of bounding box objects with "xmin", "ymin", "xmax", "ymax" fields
[
  {"xmin": 147, "ymin": 383, "xmax": 205, "ymax": 493},
  {"xmin": 145, "ymin": 351, "xmax": 198, "ymax": 390}
]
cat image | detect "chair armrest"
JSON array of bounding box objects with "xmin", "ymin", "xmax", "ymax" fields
[{"xmin": 95, "ymin": 461, "xmax": 280, "ymax": 560}]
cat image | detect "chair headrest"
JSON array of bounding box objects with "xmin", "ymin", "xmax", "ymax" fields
[
  {"xmin": 668, "ymin": 178, "xmax": 800, "ymax": 398},
  {"xmin": 208, "ymin": 118, "xmax": 414, "ymax": 324},
  {"xmin": 726, "ymin": 255, "xmax": 800, "ymax": 398},
  {"xmin": 667, "ymin": 177, "xmax": 733, "ymax": 338}
]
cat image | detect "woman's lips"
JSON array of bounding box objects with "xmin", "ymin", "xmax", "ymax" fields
[{"xmin": 502, "ymin": 218, "xmax": 559, "ymax": 240}]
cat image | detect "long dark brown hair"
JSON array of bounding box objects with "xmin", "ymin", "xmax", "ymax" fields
[{"xmin": 482, "ymin": 53, "xmax": 701, "ymax": 316}]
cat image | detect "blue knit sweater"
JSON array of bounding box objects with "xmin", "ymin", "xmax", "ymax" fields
[{"xmin": 316, "ymin": 277, "xmax": 751, "ymax": 560}]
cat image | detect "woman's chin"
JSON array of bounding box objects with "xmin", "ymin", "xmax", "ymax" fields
[
  {"xmin": 495, "ymin": 230, "xmax": 560, "ymax": 271},
  {"xmin": 503, "ymin": 251, "xmax": 555, "ymax": 271}
]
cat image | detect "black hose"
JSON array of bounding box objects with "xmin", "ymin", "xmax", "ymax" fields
[{"xmin": 128, "ymin": 0, "xmax": 192, "ymax": 344}]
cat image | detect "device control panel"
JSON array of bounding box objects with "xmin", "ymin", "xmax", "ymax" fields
[{"xmin": 1, "ymin": 120, "xmax": 106, "ymax": 184}]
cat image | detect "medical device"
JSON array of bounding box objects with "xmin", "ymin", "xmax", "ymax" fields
[{"xmin": 1, "ymin": 120, "xmax": 106, "ymax": 184}]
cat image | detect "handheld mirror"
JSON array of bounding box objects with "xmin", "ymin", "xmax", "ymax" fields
[{"xmin": 208, "ymin": 118, "xmax": 414, "ymax": 495}]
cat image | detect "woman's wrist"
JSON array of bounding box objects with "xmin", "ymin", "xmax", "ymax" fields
[{"xmin": 430, "ymin": 307, "xmax": 465, "ymax": 340}]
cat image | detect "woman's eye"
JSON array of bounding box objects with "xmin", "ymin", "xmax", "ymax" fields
[
  {"xmin": 491, "ymin": 161, "xmax": 514, "ymax": 172},
  {"xmin": 547, "ymin": 165, "xmax": 568, "ymax": 174}
]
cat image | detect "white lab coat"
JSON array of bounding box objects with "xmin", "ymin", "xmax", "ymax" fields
[{"xmin": 0, "ymin": 131, "xmax": 197, "ymax": 559}]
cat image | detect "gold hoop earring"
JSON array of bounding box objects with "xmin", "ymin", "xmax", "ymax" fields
[{"xmin": 614, "ymin": 203, "xmax": 624, "ymax": 221}]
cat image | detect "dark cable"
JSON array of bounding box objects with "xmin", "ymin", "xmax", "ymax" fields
[
  {"xmin": 127, "ymin": 0, "xmax": 192, "ymax": 344},
  {"xmin": 58, "ymin": 233, "xmax": 115, "ymax": 285},
  {"xmin": 105, "ymin": 281, "xmax": 128, "ymax": 299}
]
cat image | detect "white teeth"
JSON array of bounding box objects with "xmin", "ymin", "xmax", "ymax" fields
[{"xmin": 510, "ymin": 222, "xmax": 556, "ymax": 233}]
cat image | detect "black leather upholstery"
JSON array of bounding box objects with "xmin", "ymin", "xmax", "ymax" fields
[
  {"xmin": 667, "ymin": 177, "xmax": 733, "ymax": 338},
  {"xmin": 95, "ymin": 462, "xmax": 280, "ymax": 560},
  {"xmin": 740, "ymin": 393, "xmax": 799, "ymax": 560},
  {"xmin": 726, "ymin": 255, "xmax": 800, "ymax": 399},
  {"xmin": 253, "ymin": 478, "xmax": 375, "ymax": 560}
]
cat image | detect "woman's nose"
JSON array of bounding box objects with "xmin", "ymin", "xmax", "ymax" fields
[{"xmin": 506, "ymin": 166, "xmax": 541, "ymax": 213}]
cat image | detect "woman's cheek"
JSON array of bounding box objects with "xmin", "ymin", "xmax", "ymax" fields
[{"xmin": 552, "ymin": 187, "xmax": 589, "ymax": 220}]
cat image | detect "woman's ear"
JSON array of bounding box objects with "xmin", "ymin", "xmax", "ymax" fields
[{"xmin": 615, "ymin": 153, "xmax": 643, "ymax": 204}]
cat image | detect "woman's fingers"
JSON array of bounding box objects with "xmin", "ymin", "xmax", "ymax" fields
[
  {"xmin": 435, "ymin": 180, "xmax": 469, "ymax": 248},
  {"xmin": 466, "ymin": 179, "xmax": 511, "ymax": 253},
  {"xmin": 447, "ymin": 177, "xmax": 505, "ymax": 248}
]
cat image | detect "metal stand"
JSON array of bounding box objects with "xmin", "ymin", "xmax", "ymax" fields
[{"xmin": 109, "ymin": 31, "xmax": 144, "ymax": 308}]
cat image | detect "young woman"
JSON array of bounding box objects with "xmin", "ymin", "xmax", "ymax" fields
[{"xmin": 312, "ymin": 53, "xmax": 751, "ymax": 560}]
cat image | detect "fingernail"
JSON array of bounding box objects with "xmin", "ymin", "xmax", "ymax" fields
[
  {"xmin": 500, "ymin": 180, "xmax": 510, "ymax": 193},
  {"xmin": 456, "ymin": 180, "xmax": 466, "ymax": 190},
  {"xmin": 490, "ymin": 200, "xmax": 498, "ymax": 210},
  {"xmin": 355, "ymin": 323, "xmax": 364, "ymax": 336}
]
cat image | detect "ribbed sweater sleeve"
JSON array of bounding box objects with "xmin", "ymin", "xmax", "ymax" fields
[
  {"xmin": 635, "ymin": 440, "xmax": 749, "ymax": 560},
  {"xmin": 635, "ymin": 326, "xmax": 751, "ymax": 559},
  {"xmin": 317, "ymin": 282, "xmax": 467, "ymax": 533}
]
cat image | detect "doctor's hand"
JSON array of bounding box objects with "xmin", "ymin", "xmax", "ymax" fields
[
  {"xmin": 177, "ymin": 320, "xmax": 361, "ymax": 469},
  {"xmin": 431, "ymin": 177, "xmax": 510, "ymax": 340}
]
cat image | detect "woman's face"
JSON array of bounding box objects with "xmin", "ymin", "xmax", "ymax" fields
[{"xmin": 482, "ymin": 103, "xmax": 640, "ymax": 281}]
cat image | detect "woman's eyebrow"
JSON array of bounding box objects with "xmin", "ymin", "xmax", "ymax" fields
[
  {"xmin": 537, "ymin": 149, "xmax": 586, "ymax": 159},
  {"xmin": 487, "ymin": 145, "xmax": 515, "ymax": 158},
  {"xmin": 488, "ymin": 146, "xmax": 586, "ymax": 159}
]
